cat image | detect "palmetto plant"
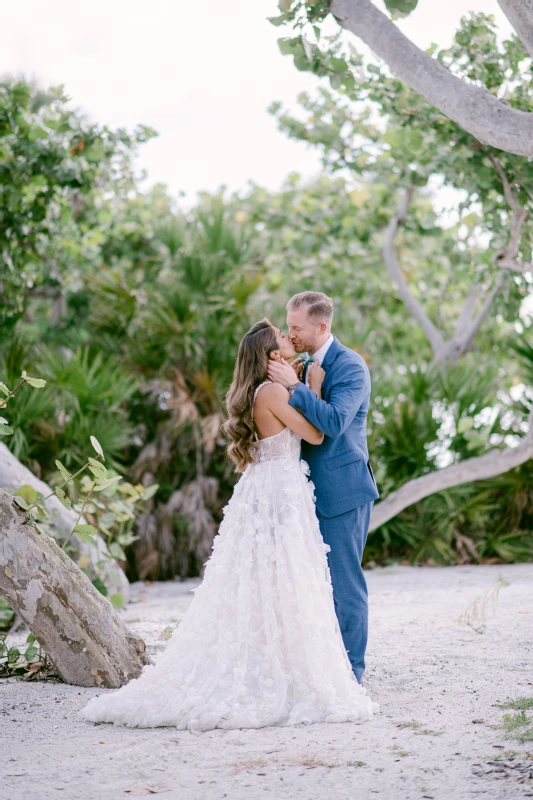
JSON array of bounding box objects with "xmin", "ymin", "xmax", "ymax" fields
[
  {"xmin": 4, "ymin": 65, "xmax": 533, "ymax": 579},
  {"xmin": 0, "ymin": 336, "xmax": 56, "ymax": 467},
  {"xmin": 366, "ymin": 343, "xmax": 533, "ymax": 566},
  {"xmin": 81, "ymin": 195, "xmax": 265, "ymax": 580}
]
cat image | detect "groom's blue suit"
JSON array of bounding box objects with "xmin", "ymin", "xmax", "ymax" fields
[{"xmin": 289, "ymin": 336, "xmax": 379, "ymax": 683}]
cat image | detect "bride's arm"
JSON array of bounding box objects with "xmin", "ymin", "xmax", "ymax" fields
[{"xmin": 262, "ymin": 383, "xmax": 324, "ymax": 445}]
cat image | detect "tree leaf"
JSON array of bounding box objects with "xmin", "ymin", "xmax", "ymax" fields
[
  {"xmin": 92, "ymin": 577, "xmax": 108, "ymax": 596},
  {"xmin": 73, "ymin": 524, "xmax": 98, "ymax": 538},
  {"xmin": 94, "ymin": 476, "xmax": 122, "ymax": 491},
  {"xmin": 329, "ymin": 57, "xmax": 348, "ymax": 74},
  {"xmin": 90, "ymin": 435, "xmax": 105, "ymax": 460},
  {"xmin": 13, "ymin": 495, "xmax": 28, "ymax": 510},
  {"xmin": 56, "ymin": 493, "xmax": 72, "ymax": 511},
  {"xmin": 384, "ymin": 0, "xmax": 418, "ymax": 18},
  {"xmin": 24, "ymin": 376, "xmax": 46, "ymax": 388},
  {"xmin": 458, "ymin": 417, "xmax": 475, "ymax": 434},
  {"xmin": 24, "ymin": 645, "xmax": 39, "ymax": 662},
  {"xmin": 141, "ymin": 483, "xmax": 159, "ymax": 501},
  {"xmin": 110, "ymin": 593, "xmax": 124, "ymax": 609},
  {"xmin": 16, "ymin": 484, "xmax": 38, "ymax": 504},
  {"xmin": 74, "ymin": 531, "xmax": 97, "ymax": 543},
  {"xmin": 28, "ymin": 124, "xmax": 49, "ymax": 141},
  {"xmin": 278, "ymin": 36, "xmax": 304, "ymax": 57},
  {"xmin": 88, "ymin": 456, "xmax": 107, "ymax": 478},
  {"xmin": 267, "ymin": 14, "xmax": 288, "ymax": 26},
  {"xmin": 99, "ymin": 512, "xmax": 117, "ymax": 530},
  {"xmin": 55, "ymin": 460, "xmax": 73, "ymax": 482},
  {"xmin": 109, "ymin": 542, "xmax": 127, "ymax": 561},
  {"xmin": 88, "ymin": 467, "xmax": 107, "ymax": 482}
]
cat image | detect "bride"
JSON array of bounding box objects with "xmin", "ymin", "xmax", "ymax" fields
[{"xmin": 80, "ymin": 318, "xmax": 378, "ymax": 730}]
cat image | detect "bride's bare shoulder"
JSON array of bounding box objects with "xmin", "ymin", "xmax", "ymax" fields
[{"xmin": 255, "ymin": 382, "xmax": 290, "ymax": 407}]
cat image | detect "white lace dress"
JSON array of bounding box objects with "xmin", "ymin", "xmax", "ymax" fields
[{"xmin": 79, "ymin": 381, "xmax": 378, "ymax": 730}]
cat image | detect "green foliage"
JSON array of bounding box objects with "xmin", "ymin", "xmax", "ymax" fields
[
  {"xmin": 3, "ymin": 62, "xmax": 533, "ymax": 577},
  {"xmin": 495, "ymin": 697, "xmax": 533, "ymax": 711},
  {"xmin": 266, "ymin": 11, "xmax": 533, "ymax": 566},
  {"xmin": 0, "ymin": 597, "xmax": 15, "ymax": 630},
  {"xmin": 272, "ymin": 13, "xmax": 533, "ymax": 324},
  {"xmin": 0, "ymin": 367, "xmax": 158, "ymax": 596},
  {"xmin": 0, "ymin": 365, "xmax": 49, "ymax": 460},
  {"xmin": 0, "ymin": 631, "xmax": 56, "ymax": 680},
  {"xmin": 0, "ymin": 80, "xmax": 156, "ymax": 331},
  {"xmin": 271, "ymin": 20, "xmax": 533, "ymax": 327},
  {"xmin": 384, "ymin": 0, "xmax": 418, "ymax": 19},
  {"xmin": 496, "ymin": 702, "xmax": 533, "ymax": 743}
]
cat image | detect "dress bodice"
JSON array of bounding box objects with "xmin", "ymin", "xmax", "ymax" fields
[{"xmin": 252, "ymin": 381, "xmax": 301, "ymax": 464}]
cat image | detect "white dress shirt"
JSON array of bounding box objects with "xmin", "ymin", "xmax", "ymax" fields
[{"xmin": 305, "ymin": 334, "xmax": 334, "ymax": 387}]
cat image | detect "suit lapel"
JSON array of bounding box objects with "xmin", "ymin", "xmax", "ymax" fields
[
  {"xmin": 319, "ymin": 337, "xmax": 341, "ymax": 400},
  {"xmin": 322, "ymin": 336, "xmax": 341, "ymax": 372}
]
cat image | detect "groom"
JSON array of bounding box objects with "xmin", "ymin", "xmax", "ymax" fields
[{"xmin": 267, "ymin": 291, "xmax": 379, "ymax": 685}]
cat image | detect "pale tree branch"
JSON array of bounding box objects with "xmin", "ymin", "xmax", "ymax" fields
[
  {"xmin": 454, "ymin": 271, "xmax": 507, "ymax": 352},
  {"xmin": 487, "ymin": 152, "xmax": 532, "ymax": 273},
  {"xmin": 429, "ymin": 271, "xmax": 506, "ymax": 367},
  {"xmin": 384, "ymin": 188, "xmax": 506, "ymax": 367},
  {"xmin": 453, "ymin": 283, "xmax": 485, "ymax": 334},
  {"xmin": 498, "ymin": 0, "xmax": 533, "ymax": 59},
  {"xmin": 382, "ymin": 186, "xmax": 445, "ymax": 354},
  {"xmin": 436, "ymin": 272, "xmax": 508, "ymax": 366},
  {"xmin": 330, "ymin": 0, "xmax": 533, "ymax": 156},
  {"xmin": 370, "ymin": 403, "xmax": 533, "ymax": 530},
  {"xmin": 486, "ymin": 152, "xmax": 521, "ymax": 212}
]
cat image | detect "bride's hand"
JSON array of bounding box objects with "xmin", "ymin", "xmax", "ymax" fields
[
  {"xmin": 291, "ymin": 357, "xmax": 304, "ymax": 382},
  {"xmin": 308, "ymin": 363, "xmax": 326, "ymax": 397},
  {"xmin": 267, "ymin": 358, "xmax": 300, "ymax": 388}
]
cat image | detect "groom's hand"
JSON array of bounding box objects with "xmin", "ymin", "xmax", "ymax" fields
[{"xmin": 267, "ymin": 358, "xmax": 300, "ymax": 389}]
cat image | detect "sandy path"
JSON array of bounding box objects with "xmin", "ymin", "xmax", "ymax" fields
[{"xmin": 2, "ymin": 563, "xmax": 533, "ymax": 800}]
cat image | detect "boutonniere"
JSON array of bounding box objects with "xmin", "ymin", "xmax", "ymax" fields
[{"xmin": 300, "ymin": 354, "xmax": 315, "ymax": 368}]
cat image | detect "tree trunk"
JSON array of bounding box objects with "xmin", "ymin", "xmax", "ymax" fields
[
  {"xmin": 370, "ymin": 406, "xmax": 533, "ymax": 530},
  {"xmin": 331, "ymin": 0, "xmax": 533, "ymax": 156},
  {"xmin": 0, "ymin": 443, "xmax": 129, "ymax": 603},
  {"xmin": 498, "ymin": 0, "xmax": 533, "ymax": 59},
  {"xmin": 0, "ymin": 490, "xmax": 150, "ymax": 688}
]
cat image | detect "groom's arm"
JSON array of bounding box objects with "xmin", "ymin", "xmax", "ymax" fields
[{"xmin": 288, "ymin": 366, "xmax": 368, "ymax": 439}]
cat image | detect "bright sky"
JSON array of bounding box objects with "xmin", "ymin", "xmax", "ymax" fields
[{"xmin": 0, "ymin": 1, "xmax": 512, "ymax": 201}]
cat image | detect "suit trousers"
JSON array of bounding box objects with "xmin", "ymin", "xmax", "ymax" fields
[{"xmin": 316, "ymin": 500, "xmax": 374, "ymax": 684}]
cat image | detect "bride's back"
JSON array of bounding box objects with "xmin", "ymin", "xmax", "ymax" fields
[{"xmin": 252, "ymin": 380, "xmax": 287, "ymax": 441}]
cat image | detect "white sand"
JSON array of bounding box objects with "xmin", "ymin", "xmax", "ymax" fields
[{"xmin": 2, "ymin": 563, "xmax": 533, "ymax": 800}]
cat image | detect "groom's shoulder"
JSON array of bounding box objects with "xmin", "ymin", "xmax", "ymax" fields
[{"xmin": 332, "ymin": 338, "xmax": 370, "ymax": 374}]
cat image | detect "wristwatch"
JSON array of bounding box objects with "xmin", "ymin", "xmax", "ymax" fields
[{"xmin": 288, "ymin": 383, "xmax": 299, "ymax": 396}]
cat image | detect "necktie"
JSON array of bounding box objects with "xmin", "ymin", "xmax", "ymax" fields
[{"xmin": 301, "ymin": 354, "xmax": 315, "ymax": 384}]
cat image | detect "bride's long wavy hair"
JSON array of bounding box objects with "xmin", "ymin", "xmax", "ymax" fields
[{"xmin": 223, "ymin": 318, "xmax": 280, "ymax": 472}]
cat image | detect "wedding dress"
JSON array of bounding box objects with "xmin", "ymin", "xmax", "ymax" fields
[{"xmin": 79, "ymin": 381, "xmax": 378, "ymax": 730}]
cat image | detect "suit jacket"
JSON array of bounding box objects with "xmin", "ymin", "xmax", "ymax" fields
[{"xmin": 289, "ymin": 336, "xmax": 379, "ymax": 518}]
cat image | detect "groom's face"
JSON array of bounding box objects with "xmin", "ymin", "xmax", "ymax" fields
[{"xmin": 287, "ymin": 307, "xmax": 323, "ymax": 354}]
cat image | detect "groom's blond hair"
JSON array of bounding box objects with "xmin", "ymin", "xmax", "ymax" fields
[{"xmin": 286, "ymin": 291, "xmax": 334, "ymax": 326}]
